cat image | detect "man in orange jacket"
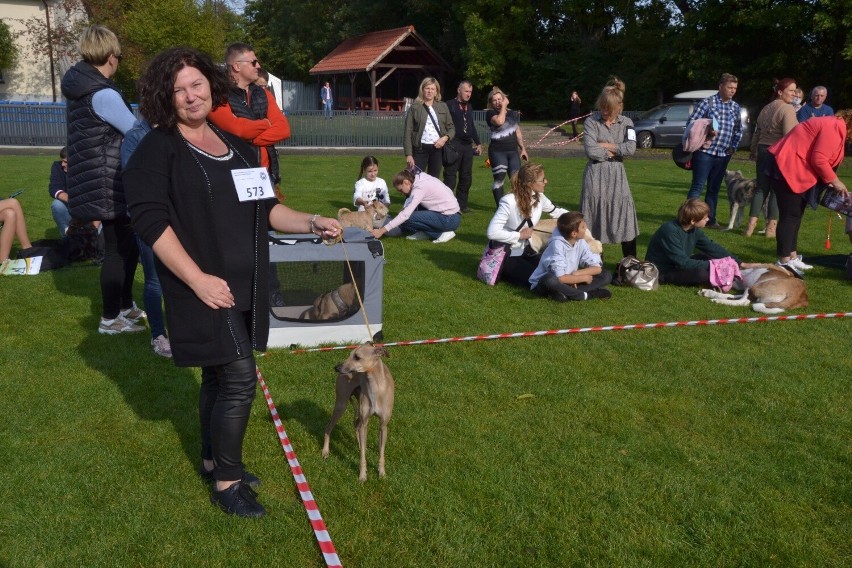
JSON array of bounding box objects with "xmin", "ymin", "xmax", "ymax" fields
[{"xmin": 209, "ymin": 42, "xmax": 290, "ymax": 201}]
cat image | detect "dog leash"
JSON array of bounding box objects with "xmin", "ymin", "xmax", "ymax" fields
[
  {"xmin": 255, "ymin": 366, "xmax": 343, "ymax": 567},
  {"xmin": 322, "ymin": 232, "xmax": 375, "ymax": 341}
]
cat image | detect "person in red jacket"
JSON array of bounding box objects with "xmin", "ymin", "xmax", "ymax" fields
[
  {"xmin": 766, "ymin": 110, "xmax": 852, "ymax": 274},
  {"xmin": 209, "ymin": 43, "xmax": 290, "ymax": 200}
]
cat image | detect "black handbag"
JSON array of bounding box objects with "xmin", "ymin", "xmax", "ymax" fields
[{"xmin": 425, "ymin": 105, "xmax": 460, "ymax": 166}]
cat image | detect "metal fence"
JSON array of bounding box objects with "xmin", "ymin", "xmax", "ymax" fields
[{"xmin": 0, "ymin": 103, "xmax": 491, "ymax": 148}]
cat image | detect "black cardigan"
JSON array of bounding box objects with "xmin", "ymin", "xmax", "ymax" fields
[{"xmin": 123, "ymin": 126, "xmax": 275, "ymax": 367}]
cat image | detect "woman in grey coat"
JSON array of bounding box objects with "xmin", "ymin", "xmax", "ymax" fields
[
  {"xmin": 580, "ymin": 77, "xmax": 639, "ymax": 258},
  {"xmin": 403, "ymin": 77, "xmax": 454, "ymax": 177}
]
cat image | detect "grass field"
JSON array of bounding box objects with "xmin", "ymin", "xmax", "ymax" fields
[{"xmin": 1, "ymin": 150, "xmax": 850, "ymax": 567}]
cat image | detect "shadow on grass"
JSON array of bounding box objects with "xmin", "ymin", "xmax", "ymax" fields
[
  {"xmin": 49, "ymin": 267, "xmax": 201, "ymax": 471},
  {"xmin": 282, "ymin": 396, "xmax": 362, "ymax": 476}
]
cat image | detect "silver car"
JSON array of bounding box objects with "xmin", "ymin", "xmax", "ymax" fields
[{"xmin": 633, "ymin": 91, "xmax": 751, "ymax": 149}]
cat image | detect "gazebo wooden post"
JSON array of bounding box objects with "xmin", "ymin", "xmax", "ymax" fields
[{"xmin": 370, "ymin": 69, "xmax": 378, "ymax": 111}]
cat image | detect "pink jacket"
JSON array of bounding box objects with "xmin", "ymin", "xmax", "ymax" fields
[
  {"xmin": 682, "ymin": 118, "xmax": 714, "ymax": 152},
  {"xmin": 768, "ymin": 116, "xmax": 846, "ymax": 193}
]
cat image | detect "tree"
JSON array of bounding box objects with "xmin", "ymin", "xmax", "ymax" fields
[{"xmin": 0, "ymin": 19, "xmax": 18, "ymax": 71}]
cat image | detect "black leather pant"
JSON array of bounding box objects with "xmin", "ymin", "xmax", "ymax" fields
[{"xmin": 199, "ymin": 316, "xmax": 257, "ymax": 481}]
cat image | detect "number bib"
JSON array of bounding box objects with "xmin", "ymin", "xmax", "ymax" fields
[{"xmin": 231, "ymin": 167, "xmax": 273, "ymax": 202}]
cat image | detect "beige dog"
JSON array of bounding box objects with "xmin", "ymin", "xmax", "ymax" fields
[
  {"xmin": 322, "ymin": 344, "xmax": 395, "ymax": 482},
  {"xmin": 299, "ymin": 282, "xmax": 357, "ymax": 320},
  {"xmin": 337, "ymin": 201, "xmax": 390, "ymax": 231},
  {"xmin": 529, "ymin": 218, "xmax": 604, "ymax": 254},
  {"xmin": 698, "ymin": 263, "xmax": 808, "ymax": 314}
]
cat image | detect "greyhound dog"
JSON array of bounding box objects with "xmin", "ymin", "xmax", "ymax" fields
[
  {"xmin": 337, "ymin": 201, "xmax": 390, "ymax": 231},
  {"xmin": 698, "ymin": 263, "xmax": 808, "ymax": 314},
  {"xmin": 528, "ymin": 218, "xmax": 604, "ymax": 254},
  {"xmin": 299, "ymin": 282, "xmax": 357, "ymax": 320},
  {"xmin": 724, "ymin": 170, "xmax": 758, "ymax": 231},
  {"xmin": 322, "ymin": 344, "xmax": 394, "ymax": 481}
]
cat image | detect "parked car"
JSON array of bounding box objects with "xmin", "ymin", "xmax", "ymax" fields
[{"xmin": 633, "ymin": 90, "xmax": 751, "ymax": 149}]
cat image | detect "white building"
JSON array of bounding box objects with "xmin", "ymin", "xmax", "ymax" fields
[{"xmin": 1, "ymin": 0, "xmax": 87, "ymax": 102}]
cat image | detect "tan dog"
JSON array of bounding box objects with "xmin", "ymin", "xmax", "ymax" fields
[
  {"xmin": 529, "ymin": 218, "xmax": 603, "ymax": 254},
  {"xmin": 698, "ymin": 263, "xmax": 808, "ymax": 314},
  {"xmin": 299, "ymin": 282, "xmax": 357, "ymax": 320},
  {"xmin": 322, "ymin": 344, "xmax": 394, "ymax": 482},
  {"xmin": 337, "ymin": 201, "xmax": 390, "ymax": 231}
]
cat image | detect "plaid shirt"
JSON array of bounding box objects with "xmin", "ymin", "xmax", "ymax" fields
[{"xmin": 687, "ymin": 93, "xmax": 742, "ymax": 157}]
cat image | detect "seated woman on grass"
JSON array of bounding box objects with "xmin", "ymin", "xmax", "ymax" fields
[
  {"xmin": 646, "ymin": 199, "xmax": 738, "ymax": 286},
  {"xmin": 370, "ymin": 169, "xmax": 460, "ymax": 244},
  {"xmin": 0, "ymin": 197, "xmax": 33, "ymax": 262}
]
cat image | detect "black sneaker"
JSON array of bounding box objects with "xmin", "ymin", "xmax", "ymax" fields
[
  {"xmin": 211, "ymin": 481, "xmax": 266, "ymax": 518},
  {"xmin": 587, "ymin": 288, "xmax": 612, "ymax": 300},
  {"xmin": 549, "ymin": 290, "xmax": 569, "ymax": 302},
  {"xmin": 199, "ymin": 464, "xmax": 261, "ymax": 489}
]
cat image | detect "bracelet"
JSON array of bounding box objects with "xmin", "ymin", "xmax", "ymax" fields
[{"xmin": 309, "ymin": 214, "xmax": 319, "ymax": 234}]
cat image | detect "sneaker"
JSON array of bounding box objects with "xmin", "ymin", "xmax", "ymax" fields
[
  {"xmin": 120, "ymin": 302, "xmax": 146, "ymax": 323},
  {"xmin": 706, "ymin": 222, "xmax": 723, "ymax": 230},
  {"xmin": 587, "ymin": 288, "xmax": 612, "ymax": 300},
  {"xmin": 776, "ymin": 260, "xmax": 803, "ymax": 277},
  {"xmin": 406, "ymin": 231, "xmax": 430, "ymax": 241},
  {"xmin": 199, "ymin": 464, "xmax": 261, "ymax": 489},
  {"xmin": 788, "ymin": 256, "xmax": 813, "ymax": 270},
  {"xmin": 98, "ymin": 315, "xmax": 146, "ymax": 335},
  {"xmin": 460, "ymin": 207, "xmax": 473, "ymax": 214},
  {"xmin": 549, "ymin": 290, "xmax": 569, "ymax": 302},
  {"xmin": 210, "ymin": 480, "xmax": 266, "ymax": 518},
  {"xmin": 432, "ymin": 231, "xmax": 456, "ymax": 244},
  {"xmin": 151, "ymin": 335, "xmax": 173, "ymax": 358}
]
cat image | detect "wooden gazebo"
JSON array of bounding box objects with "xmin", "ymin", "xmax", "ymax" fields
[{"xmin": 309, "ymin": 25, "xmax": 453, "ymax": 111}]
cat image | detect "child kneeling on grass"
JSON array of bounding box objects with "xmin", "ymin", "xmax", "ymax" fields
[{"xmin": 529, "ymin": 211, "xmax": 612, "ymax": 301}]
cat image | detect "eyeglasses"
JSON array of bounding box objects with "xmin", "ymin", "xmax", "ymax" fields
[{"xmin": 236, "ymin": 59, "xmax": 260, "ymax": 68}]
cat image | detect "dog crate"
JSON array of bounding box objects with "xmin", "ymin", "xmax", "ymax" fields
[{"xmin": 267, "ymin": 227, "xmax": 384, "ymax": 348}]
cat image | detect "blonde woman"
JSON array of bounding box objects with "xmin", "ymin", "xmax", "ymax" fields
[
  {"xmin": 403, "ymin": 77, "xmax": 454, "ymax": 177},
  {"xmin": 486, "ymin": 162, "xmax": 567, "ymax": 286},
  {"xmin": 580, "ymin": 77, "xmax": 638, "ymax": 258},
  {"xmin": 487, "ymin": 86, "xmax": 528, "ymax": 206},
  {"xmin": 61, "ymin": 25, "xmax": 142, "ymax": 334}
]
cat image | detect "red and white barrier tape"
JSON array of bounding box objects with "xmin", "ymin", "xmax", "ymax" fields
[
  {"xmin": 531, "ymin": 113, "xmax": 590, "ymax": 147},
  {"xmin": 255, "ymin": 367, "xmax": 343, "ymax": 568},
  {"xmin": 291, "ymin": 312, "xmax": 852, "ymax": 354}
]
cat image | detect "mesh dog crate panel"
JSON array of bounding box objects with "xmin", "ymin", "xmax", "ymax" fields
[{"xmin": 267, "ymin": 227, "xmax": 384, "ymax": 348}]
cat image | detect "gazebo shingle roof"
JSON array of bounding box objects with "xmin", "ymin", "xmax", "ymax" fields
[{"xmin": 309, "ymin": 25, "xmax": 450, "ymax": 75}]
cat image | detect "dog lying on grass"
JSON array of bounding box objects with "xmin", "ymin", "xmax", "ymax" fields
[
  {"xmin": 529, "ymin": 218, "xmax": 603, "ymax": 254},
  {"xmin": 698, "ymin": 263, "xmax": 808, "ymax": 314},
  {"xmin": 724, "ymin": 170, "xmax": 758, "ymax": 231},
  {"xmin": 337, "ymin": 201, "xmax": 389, "ymax": 231},
  {"xmin": 322, "ymin": 344, "xmax": 394, "ymax": 482}
]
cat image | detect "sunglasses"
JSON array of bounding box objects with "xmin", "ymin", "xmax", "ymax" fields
[
  {"xmin": 114, "ymin": 53, "xmax": 123, "ymax": 62},
  {"xmin": 236, "ymin": 59, "xmax": 260, "ymax": 68}
]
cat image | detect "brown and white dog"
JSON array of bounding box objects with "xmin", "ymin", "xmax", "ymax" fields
[
  {"xmin": 698, "ymin": 263, "xmax": 808, "ymax": 314},
  {"xmin": 724, "ymin": 170, "xmax": 758, "ymax": 231},
  {"xmin": 337, "ymin": 201, "xmax": 390, "ymax": 231},
  {"xmin": 529, "ymin": 218, "xmax": 604, "ymax": 255},
  {"xmin": 322, "ymin": 344, "xmax": 394, "ymax": 482},
  {"xmin": 299, "ymin": 282, "xmax": 357, "ymax": 320}
]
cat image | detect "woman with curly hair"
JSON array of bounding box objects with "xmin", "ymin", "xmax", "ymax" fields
[
  {"xmin": 123, "ymin": 47, "xmax": 341, "ymax": 518},
  {"xmin": 486, "ymin": 162, "xmax": 568, "ymax": 286}
]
